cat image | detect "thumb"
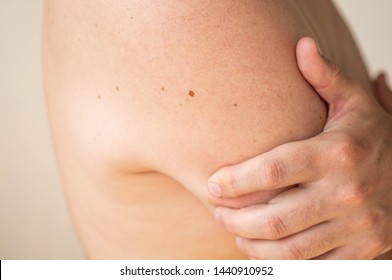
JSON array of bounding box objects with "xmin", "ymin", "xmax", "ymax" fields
[{"xmin": 296, "ymin": 37, "xmax": 367, "ymax": 109}]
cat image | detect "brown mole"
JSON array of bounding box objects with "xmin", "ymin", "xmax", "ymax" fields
[
  {"xmin": 115, "ymin": 86, "xmax": 120, "ymax": 92},
  {"xmin": 188, "ymin": 90, "xmax": 195, "ymax": 97}
]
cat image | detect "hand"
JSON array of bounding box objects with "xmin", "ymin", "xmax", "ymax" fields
[{"xmin": 207, "ymin": 37, "xmax": 392, "ymax": 259}]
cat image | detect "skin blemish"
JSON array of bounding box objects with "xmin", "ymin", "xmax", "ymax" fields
[
  {"xmin": 161, "ymin": 86, "xmax": 165, "ymax": 91},
  {"xmin": 97, "ymin": 95, "xmax": 101, "ymax": 99},
  {"xmin": 115, "ymin": 86, "xmax": 120, "ymax": 92},
  {"xmin": 234, "ymin": 103, "xmax": 238, "ymax": 107},
  {"xmin": 188, "ymin": 90, "xmax": 195, "ymax": 97}
]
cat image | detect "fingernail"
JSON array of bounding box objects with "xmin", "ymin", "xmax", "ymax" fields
[
  {"xmin": 208, "ymin": 182, "xmax": 222, "ymax": 197},
  {"xmin": 214, "ymin": 207, "xmax": 223, "ymax": 225},
  {"xmin": 236, "ymin": 237, "xmax": 244, "ymax": 251}
]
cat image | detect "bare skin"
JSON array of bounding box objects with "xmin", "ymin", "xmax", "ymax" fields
[
  {"xmin": 43, "ymin": 0, "xmax": 372, "ymax": 259},
  {"xmin": 210, "ymin": 38, "xmax": 392, "ymax": 259}
]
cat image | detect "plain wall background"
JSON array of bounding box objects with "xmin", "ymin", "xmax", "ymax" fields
[
  {"xmin": 0, "ymin": 0, "xmax": 391, "ymax": 259},
  {"xmin": 0, "ymin": 0, "xmax": 83, "ymax": 259}
]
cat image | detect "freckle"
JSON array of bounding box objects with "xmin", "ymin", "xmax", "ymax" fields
[
  {"xmin": 234, "ymin": 103, "xmax": 238, "ymax": 107},
  {"xmin": 97, "ymin": 95, "xmax": 101, "ymax": 99},
  {"xmin": 115, "ymin": 86, "xmax": 120, "ymax": 92},
  {"xmin": 188, "ymin": 90, "xmax": 195, "ymax": 97},
  {"xmin": 252, "ymin": 138, "xmax": 257, "ymax": 143},
  {"xmin": 161, "ymin": 86, "xmax": 165, "ymax": 91},
  {"xmin": 131, "ymin": 16, "xmax": 133, "ymax": 19}
]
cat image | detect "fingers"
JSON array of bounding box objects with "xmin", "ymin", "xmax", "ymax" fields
[
  {"xmin": 241, "ymin": 234, "xmax": 383, "ymax": 260},
  {"xmin": 313, "ymin": 247, "xmax": 361, "ymax": 260},
  {"xmin": 215, "ymin": 186, "xmax": 335, "ymax": 239},
  {"xmin": 237, "ymin": 221, "xmax": 344, "ymax": 260},
  {"xmin": 374, "ymin": 73, "xmax": 392, "ymax": 113},
  {"xmin": 208, "ymin": 139, "xmax": 326, "ymax": 198},
  {"xmin": 296, "ymin": 37, "xmax": 369, "ymax": 110},
  {"xmin": 313, "ymin": 240, "xmax": 384, "ymax": 260}
]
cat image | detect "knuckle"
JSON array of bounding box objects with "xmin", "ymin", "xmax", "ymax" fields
[
  {"xmin": 360, "ymin": 211, "xmax": 381, "ymax": 229},
  {"xmin": 358, "ymin": 226, "xmax": 388, "ymax": 257},
  {"xmin": 330, "ymin": 63, "xmax": 355, "ymax": 89},
  {"xmin": 330, "ymin": 63, "xmax": 344, "ymax": 81},
  {"xmin": 338, "ymin": 181, "xmax": 370, "ymax": 206},
  {"xmin": 282, "ymin": 241, "xmax": 304, "ymax": 260},
  {"xmin": 332, "ymin": 134, "xmax": 363, "ymax": 169},
  {"xmin": 261, "ymin": 159, "xmax": 288, "ymax": 188},
  {"xmin": 358, "ymin": 208, "xmax": 386, "ymax": 231},
  {"xmin": 266, "ymin": 214, "xmax": 288, "ymax": 240}
]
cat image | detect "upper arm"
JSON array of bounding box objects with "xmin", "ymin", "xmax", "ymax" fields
[{"xmin": 43, "ymin": 0, "xmax": 326, "ymax": 205}]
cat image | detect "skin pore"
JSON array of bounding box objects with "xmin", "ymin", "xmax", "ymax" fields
[{"xmin": 43, "ymin": 0, "xmax": 371, "ymax": 259}]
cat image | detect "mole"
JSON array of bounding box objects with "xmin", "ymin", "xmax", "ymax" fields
[
  {"xmin": 233, "ymin": 103, "xmax": 238, "ymax": 107},
  {"xmin": 97, "ymin": 95, "xmax": 101, "ymax": 99},
  {"xmin": 188, "ymin": 90, "xmax": 195, "ymax": 97},
  {"xmin": 115, "ymin": 86, "xmax": 120, "ymax": 92},
  {"xmin": 161, "ymin": 86, "xmax": 165, "ymax": 91}
]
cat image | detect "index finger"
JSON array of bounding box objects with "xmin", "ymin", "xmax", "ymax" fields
[{"xmin": 207, "ymin": 138, "xmax": 326, "ymax": 198}]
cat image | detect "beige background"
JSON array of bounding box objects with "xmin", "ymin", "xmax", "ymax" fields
[{"xmin": 0, "ymin": 0, "xmax": 391, "ymax": 259}]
